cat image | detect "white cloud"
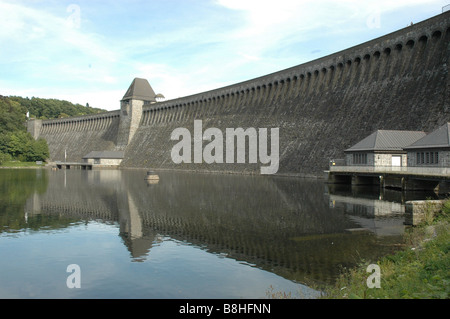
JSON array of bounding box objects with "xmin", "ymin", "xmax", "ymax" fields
[
  {"xmin": 215, "ymin": 0, "xmax": 445, "ymax": 56},
  {"xmin": 0, "ymin": 2, "xmax": 119, "ymax": 83}
]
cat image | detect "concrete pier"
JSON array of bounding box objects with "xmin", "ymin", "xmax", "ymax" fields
[
  {"xmin": 54, "ymin": 161, "xmax": 93, "ymax": 170},
  {"xmin": 404, "ymin": 200, "xmax": 446, "ymax": 225},
  {"xmin": 326, "ymin": 163, "xmax": 449, "ymax": 191}
]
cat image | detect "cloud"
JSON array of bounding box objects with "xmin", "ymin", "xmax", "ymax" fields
[
  {"xmin": 0, "ymin": 2, "xmax": 118, "ymax": 84},
  {"xmin": 215, "ymin": 0, "xmax": 445, "ymax": 54}
]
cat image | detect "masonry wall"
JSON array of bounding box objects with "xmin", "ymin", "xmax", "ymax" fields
[
  {"xmin": 121, "ymin": 13, "xmax": 450, "ymax": 176},
  {"xmin": 32, "ymin": 12, "xmax": 450, "ymax": 176},
  {"xmin": 37, "ymin": 111, "xmax": 120, "ymax": 162}
]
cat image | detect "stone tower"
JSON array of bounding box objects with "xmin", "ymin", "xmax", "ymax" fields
[{"xmin": 116, "ymin": 78, "xmax": 156, "ymax": 150}]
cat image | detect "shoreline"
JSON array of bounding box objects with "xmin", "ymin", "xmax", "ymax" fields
[{"xmin": 318, "ymin": 199, "xmax": 449, "ymax": 299}]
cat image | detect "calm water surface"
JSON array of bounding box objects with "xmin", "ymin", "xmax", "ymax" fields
[{"xmin": 0, "ymin": 168, "xmax": 438, "ymax": 298}]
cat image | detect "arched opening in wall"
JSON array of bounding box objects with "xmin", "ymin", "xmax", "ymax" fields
[
  {"xmin": 363, "ymin": 54, "xmax": 370, "ymax": 61},
  {"xmin": 314, "ymin": 70, "xmax": 319, "ymax": 77},
  {"xmin": 337, "ymin": 62, "xmax": 343, "ymax": 69},
  {"xmin": 354, "ymin": 57, "xmax": 361, "ymax": 64},
  {"xmin": 406, "ymin": 40, "xmax": 415, "ymax": 49},
  {"xmin": 267, "ymin": 83, "xmax": 273, "ymax": 98},
  {"xmin": 346, "ymin": 60, "xmax": 352, "ymax": 67},
  {"xmin": 373, "ymin": 51, "xmax": 381, "ymax": 59},
  {"xmin": 383, "ymin": 47, "xmax": 391, "ymax": 56},
  {"xmin": 432, "ymin": 30, "xmax": 442, "ymax": 40},
  {"xmin": 307, "ymin": 72, "xmax": 312, "ymax": 78},
  {"xmin": 418, "ymin": 35, "xmax": 428, "ymax": 44},
  {"xmin": 321, "ymin": 67, "xmax": 327, "ymax": 74},
  {"xmin": 329, "ymin": 65, "xmax": 335, "ymax": 71},
  {"xmin": 394, "ymin": 43, "xmax": 403, "ymax": 51}
]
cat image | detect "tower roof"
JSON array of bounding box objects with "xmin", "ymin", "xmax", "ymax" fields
[{"xmin": 122, "ymin": 78, "xmax": 156, "ymax": 101}]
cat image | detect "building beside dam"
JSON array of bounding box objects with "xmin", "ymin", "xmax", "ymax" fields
[
  {"xmin": 27, "ymin": 11, "xmax": 450, "ymax": 177},
  {"xmin": 327, "ymin": 123, "xmax": 449, "ymax": 191}
]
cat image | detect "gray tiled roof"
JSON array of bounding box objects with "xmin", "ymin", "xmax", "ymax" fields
[
  {"xmin": 404, "ymin": 123, "xmax": 450, "ymax": 149},
  {"xmin": 122, "ymin": 78, "xmax": 156, "ymax": 101},
  {"xmin": 345, "ymin": 130, "xmax": 426, "ymax": 152},
  {"xmin": 83, "ymin": 151, "xmax": 124, "ymax": 159}
]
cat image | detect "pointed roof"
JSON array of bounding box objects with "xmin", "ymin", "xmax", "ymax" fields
[
  {"xmin": 122, "ymin": 78, "xmax": 156, "ymax": 101},
  {"xmin": 404, "ymin": 123, "xmax": 450, "ymax": 149},
  {"xmin": 345, "ymin": 130, "xmax": 426, "ymax": 152}
]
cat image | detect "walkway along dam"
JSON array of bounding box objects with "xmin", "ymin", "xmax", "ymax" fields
[{"xmin": 28, "ymin": 12, "xmax": 450, "ymax": 176}]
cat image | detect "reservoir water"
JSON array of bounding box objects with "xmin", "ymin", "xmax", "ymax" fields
[{"xmin": 0, "ymin": 168, "xmax": 438, "ymax": 299}]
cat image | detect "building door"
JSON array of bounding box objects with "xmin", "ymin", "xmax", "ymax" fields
[{"xmin": 392, "ymin": 156, "xmax": 401, "ymax": 167}]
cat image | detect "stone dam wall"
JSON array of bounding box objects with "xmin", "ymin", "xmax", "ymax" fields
[
  {"xmin": 30, "ymin": 111, "xmax": 120, "ymax": 162},
  {"xmin": 30, "ymin": 12, "xmax": 450, "ymax": 176}
]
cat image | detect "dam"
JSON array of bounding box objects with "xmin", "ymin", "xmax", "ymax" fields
[{"xmin": 27, "ymin": 12, "xmax": 450, "ymax": 176}]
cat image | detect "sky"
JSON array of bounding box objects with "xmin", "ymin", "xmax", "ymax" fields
[{"xmin": 0, "ymin": 0, "xmax": 448, "ymax": 111}]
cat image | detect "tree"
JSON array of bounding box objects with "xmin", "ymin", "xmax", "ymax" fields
[
  {"xmin": 3, "ymin": 131, "xmax": 48, "ymax": 162},
  {"xmin": 29, "ymin": 138, "xmax": 49, "ymax": 162},
  {"xmin": 7, "ymin": 131, "xmax": 33, "ymax": 160},
  {"xmin": 0, "ymin": 95, "xmax": 103, "ymax": 163},
  {"xmin": 0, "ymin": 97, "xmax": 27, "ymax": 134}
]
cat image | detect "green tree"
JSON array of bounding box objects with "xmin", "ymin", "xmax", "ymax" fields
[
  {"xmin": 0, "ymin": 96, "xmax": 27, "ymax": 134},
  {"xmin": 1, "ymin": 95, "xmax": 104, "ymax": 163},
  {"xmin": 7, "ymin": 131, "xmax": 33, "ymax": 160},
  {"xmin": 29, "ymin": 138, "xmax": 49, "ymax": 162},
  {"xmin": 0, "ymin": 151, "xmax": 12, "ymax": 165}
]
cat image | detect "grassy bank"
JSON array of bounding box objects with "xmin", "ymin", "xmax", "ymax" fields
[
  {"xmin": 321, "ymin": 199, "xmax": 450, "ymax": 299},
  {"xmin": 0, "ymin": 161, "xmax": 44, "ymax": 168}
]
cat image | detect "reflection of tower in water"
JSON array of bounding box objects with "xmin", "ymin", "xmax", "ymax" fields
[{"xmin": 23, "ymin": 169, "xmax": 411, "ymax": 285}]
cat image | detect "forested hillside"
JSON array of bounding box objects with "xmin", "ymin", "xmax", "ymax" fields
[
  {"xmin": 8, "ymin": 96, "xmax": 105, "ymax": 119},
  {"xmin": 0, "ymin": 95, "xmax": 106, "ymax": 164}
]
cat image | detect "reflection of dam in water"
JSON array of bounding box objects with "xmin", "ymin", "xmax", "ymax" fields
[{"xmin": 25, "ymin": 169, "xmax": 410, "ymax": 285}]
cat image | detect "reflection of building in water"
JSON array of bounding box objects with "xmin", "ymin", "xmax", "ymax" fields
[
  {"xmin": 326, "ymin": 194, "xmax": 406, "ymax": 237},
  {"xmin": 24, "ymin": 169, "xmax": 409, "ymax": 285},
  {"xmin": 324, "ymin": 183, "xmax": 438, "ymax": 237},
  {"xmin": 25, "ymin": 170, "xmax": 160, "ymax": 262}
]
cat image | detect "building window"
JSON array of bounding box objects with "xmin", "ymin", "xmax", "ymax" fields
[
  {"xmin": 353, "ymin": 153, "xmax": 367, "ymax": 165},
  {"xmin": 416, "ymin": 151, "xmax": 439, "ymax": 165},
  {"xmin": 94, "ymin": 158, "xmax": 100, "ymax": 164}
]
